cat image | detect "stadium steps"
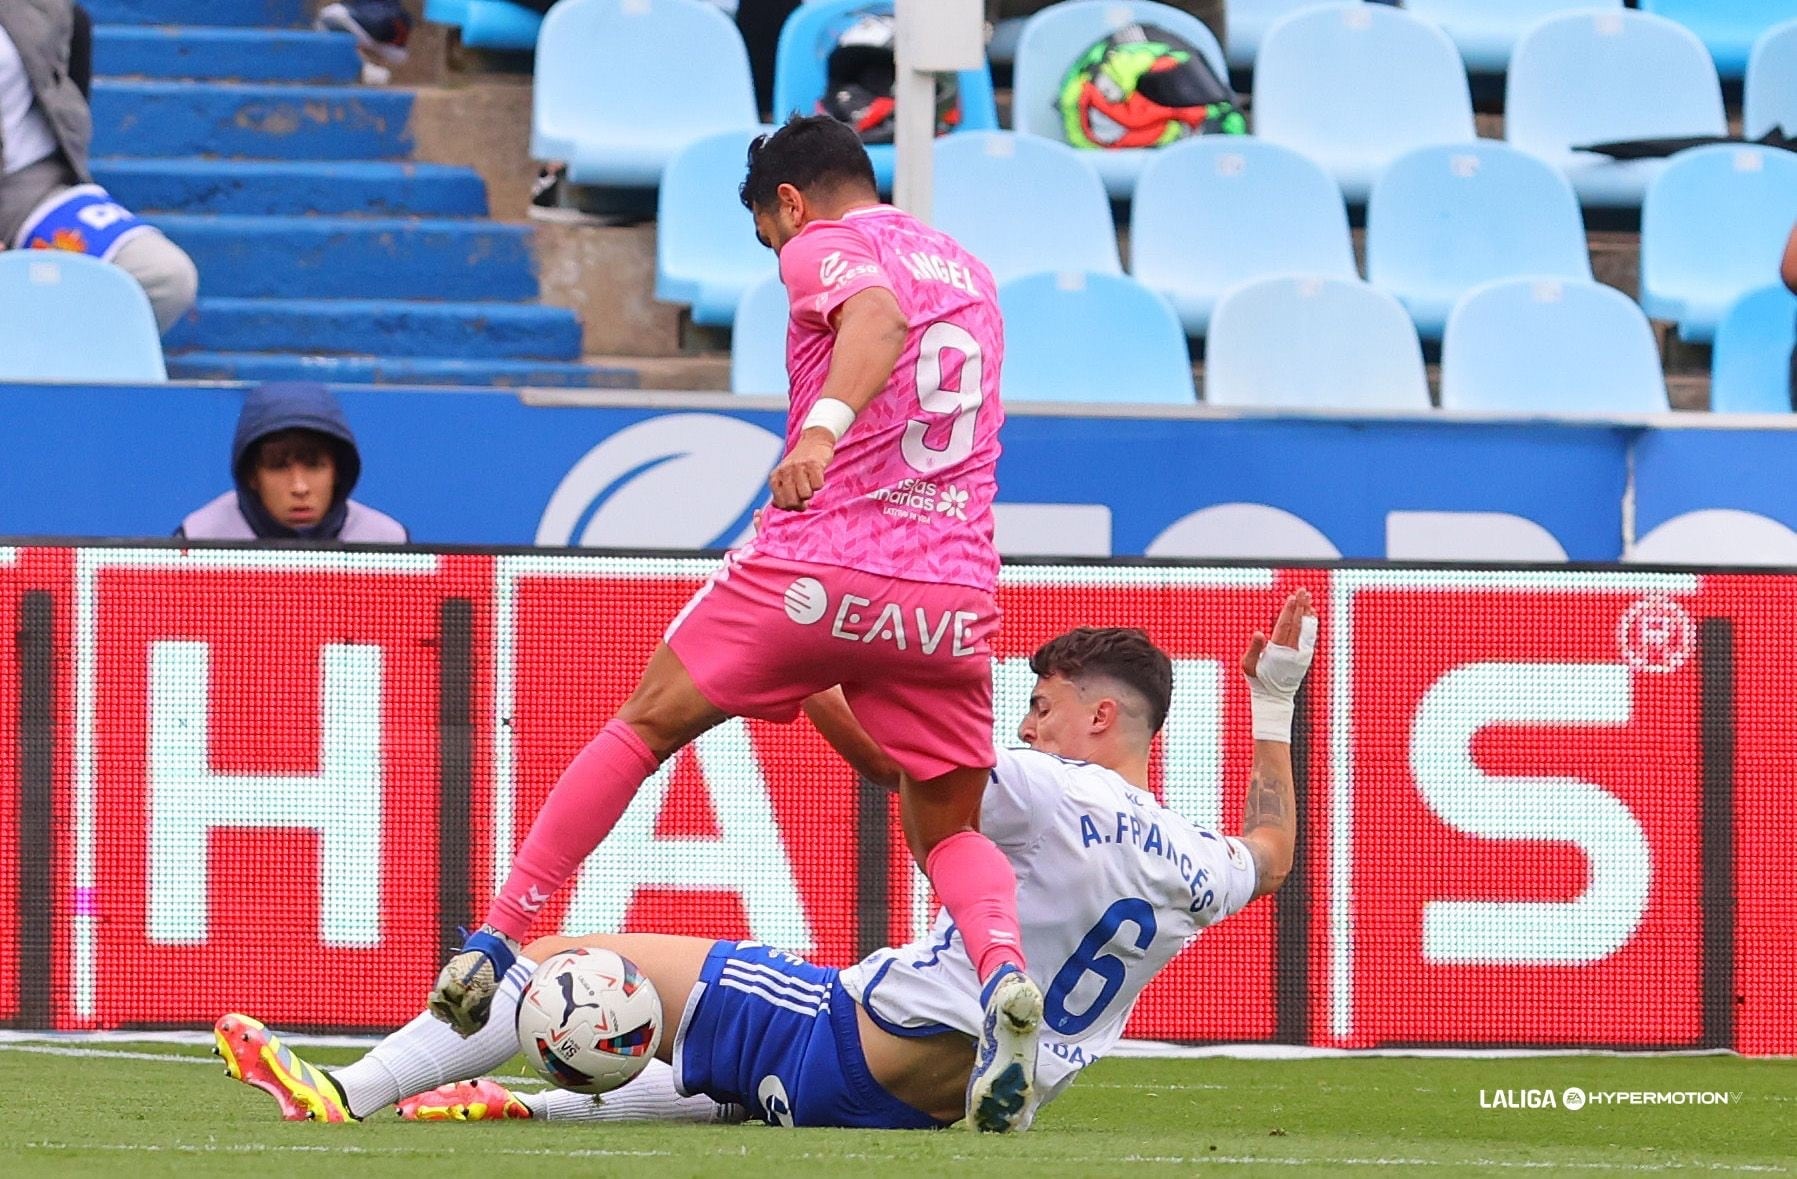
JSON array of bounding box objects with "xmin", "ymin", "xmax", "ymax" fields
[
  {"xmin": 165, "ymin": 298, "xmax": 584, "ymax": 360},
  {"xmin": 90, "ymin": 2, "xmax": 624, "ymax": 388},
  {"xmin": 92, "ymin": 159, "xmax": 489, "ymax": 218},
  {"xmin": 165, "ymin": 353, "xmax": 628, "ymax": 389},
  {"xmin": 91, "ymin": 81, "xmax": 414, "ymax": 160},
  {"xmin": 83, "ymin": 0, "xmax": 313, "ymax": 27},
  {"xmin": 92, "ymin": 27, "xmax": 363, "ymax": 84},
  {"xmin": 146, "ymin": 214, "xmax": 541, "ymax": 301}
]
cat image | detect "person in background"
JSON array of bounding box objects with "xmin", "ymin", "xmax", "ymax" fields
[
  {"xmin": 1783, "ymin": 221, "xmax": 1797, "ymax": 409},
  {"xmin": 176, "ymin": 382, "xmax": 410, "ymax": 543},
  {"xmin": 0, "ymin": 0, "xmax": 198, "ymax": 333},
  {"xmin": 316, "ymin": 0, "xmax": 414, "ymax": 69}
]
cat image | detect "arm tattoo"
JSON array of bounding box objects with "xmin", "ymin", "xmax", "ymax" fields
[{"xmin": 1242, "ymin": 771, "xmax": 1288, "ymax": 836}]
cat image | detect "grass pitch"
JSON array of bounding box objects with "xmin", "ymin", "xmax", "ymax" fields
[{"xmin": 4, "ymin": 1040, "xmax": 1793, "ymax": 1176}]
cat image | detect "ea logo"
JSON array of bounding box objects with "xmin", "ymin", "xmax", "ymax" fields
[
  {"xmin": 1562, "ymin": 1086, "xmax": 1587, "ymax": 1111},
  {"xmin": 783, "ymin": 577, "xmax": 828, "ymax": 625},
  {"xmin": 1617, "ymin": 595, "xmax": 1694, "ymax": 675},
  {"xmin": 758, "ymin": 1074, "xmax": 794, "ymax": 1127},
  {"xmin": 536, "ymin": 415, "xmax": 784, "ymax": 548}
]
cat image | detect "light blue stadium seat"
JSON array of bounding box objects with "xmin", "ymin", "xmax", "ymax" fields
[
  {"xmin": 1506, "ymin": 10, "xmax": 1725, "ymax": 209},
  {"xmin": 1225, "ymin": 0, "xmax": 1357, "ymax": 72},
  {"xmin": 1440, "ymin": 277, "xmax": 1668, "ymax": 414},
  {"xmin": 730, "ymin": 273, "xmax": 791, "ymax": 395},
  {"xmin": 1641, "ymin": 144, "xmax": 1797, "ymax": 344},
  {"xmin": 462, "ymin": 1, "xmax": 544, "ymax": 50},
  {"xmin": 657, "ymin": 127, "xmax": 779, "ymax": 327},
  {"xmin": 532, "ymin": 0, "xmax": 757, "ymax": 189},
  {"xmin": 1205, "ymin": 275, "xmax": 1429, "ymax": 409},
  {"xmin": 1012, "ymin": 0, "xmax": 1230, "ymax": 200},
  {"xmin": 1130, "ymin": 136, "xmax": 1355, "ymax": 337},
  {"xmin": 1367, "ymin": 141, "xmax": 1591, "ymax": 341},
  {"xmin": 1402, "ymin": 0, "xmax": 1622, "ymax": 74},
  {"xmin": 425, "ymin": 0, "xmax": 471, "ymax": 27},
  {"xmin": 1641, "ymin": 0, "xmax": 1789, "ymax": 78},
  {"xmin": 932, "ymin": 132, "xmax": 1119, "ymax": 284},
  {"xmin": 1252, "ymin": 3, "xmax": 1475, "ymax": 204},
  {"xmin": 0, "ymin": 252, "xmax": 166, "ymax": 383},
  {"xmin": 1745, "ymin": 18, "xmax": 1797, "ymax": 138},
  {"xmin": 1711, "ymin": 285, "xmax": 1797, "ymax": 414},
  {"xmin": 772, "ymin": 0, "xmax": 999, "ymax": 190},
  {"xmin": 998, "ymin": 270, "xmax": 1195, "ymax": 404}
]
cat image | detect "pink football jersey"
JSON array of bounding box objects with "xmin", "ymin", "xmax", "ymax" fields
[{"xmin": 754, "ymin": 204, "xmax": 1004, "ymax": 593}]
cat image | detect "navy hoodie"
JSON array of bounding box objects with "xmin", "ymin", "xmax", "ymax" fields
[{"xmin": 176, "ymin": 382, "xmax": 408, "ymax": 542}]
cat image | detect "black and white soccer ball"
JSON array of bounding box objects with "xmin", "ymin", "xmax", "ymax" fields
[{"xmin": 515, "ymin": 947, "xmax": 663, "ymax": 1095}]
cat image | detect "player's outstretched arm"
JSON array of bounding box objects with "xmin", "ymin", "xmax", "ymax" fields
[
  {"xmin": 769, "ymin": 287, "xmax": 908, "ymax": 511},
  {"xmin": 802, "ymin": 686, "xmax": 903, "ymax": 791},
  {"xmin": 1238, "ymin": 589, "xmax": 1318, "ymax": 901}
]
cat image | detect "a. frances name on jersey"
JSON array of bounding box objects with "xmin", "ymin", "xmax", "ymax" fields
[{"xmin": 1079, "ymin": 808, "xmax": 1218, "ymax": 916}]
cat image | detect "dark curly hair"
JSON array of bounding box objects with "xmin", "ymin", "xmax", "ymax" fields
[
  {"xmin": 1029, "ymin": 627, "xmax": 1174, "ymax": 734},
  {"xmin": 739, "ymin": 114, "xmax": 878, "ymax": 213}
]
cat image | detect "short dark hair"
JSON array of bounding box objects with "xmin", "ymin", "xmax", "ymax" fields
[
  {"xmin": 1029, "ymin": 628, "xmax": 1174, "ymax": 734},
  {"xmin": 739, "ymin": 114, "xmax": 878, "ymax": 213},
  {"xmin": 251, "ymin": 428, "xmax": 336, "ymax": 472}
]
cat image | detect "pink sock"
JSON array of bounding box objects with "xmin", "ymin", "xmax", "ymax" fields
[
  {"xmin": 483, "ymin": 719, "xmax": 660, "ymax": 940},
  {"xmin": 925, "ymin": 830, "xmax": 1026, "ymax": 983}
]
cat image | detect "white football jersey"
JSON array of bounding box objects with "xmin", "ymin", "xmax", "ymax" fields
[{"xmin": 839, "ymin": 746, "xmax": 1258, "ymax": 1107}]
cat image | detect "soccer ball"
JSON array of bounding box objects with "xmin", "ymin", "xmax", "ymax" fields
[{"xmin": 515, "ymin": 947, "xmax": 663, "ymax": 1095}]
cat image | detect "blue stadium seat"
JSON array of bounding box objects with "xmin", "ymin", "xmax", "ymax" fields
[
  {"xmin": 1225, "ymin": 0, "xmax": 1357, "ymax": 72},
  {"xmin": 1367, "ymin": 141, "xmax": 1591, "ymax": 341},
  {"xmin": 1011, "ymin": 0, "xmax": 1229, "ymax": 200},
  {"xmin": 532, "ymin": 0, "xmax": 757, "ymax": 189},
  {"xmin": 1641, "ymin": 144, "xmax": 1797, "ymax": 344},
  {"xmin": 657, "ymin": 127, "xmax": 779, "ymax": 327},
  {"xmin": 772, "ymin": 0, "xmax": 999, "ymax": 190},
  {"xmin": 1252, "ymin": 3, "xmax": 1475, "ymax": 204},
  {"xmin": 1440, "ymin": 278, "xmax": 1668, "ymax": 414},
  {"xmin": 0, "ymin": 252, "xmax": 166, "ymax": 383},
  {"xmin": 1745, "ymin": 18, "xmax": 1797, "ymax": 138},
  {"xmin": 425, "ymin": 0, "xmax": 472, "ymax": 27},
  {"xmin": 932, "ymin": 132, "xmax": 1119, "ymax": 284},
  {"xmin": 1402, "ymin": 0, "xmax": 1622, "ymax": 74},
  {"xmin": 998, "ymin": 270, "xmax": 1194, "ymax": 404},
  {"xmin": 730, "ymin": 273, "xmax": 790, "ymax": 395},
  {"xmin": 1506, "ymin": 10, "xmax": 1725, "ymax": 209},
  {"xmin": 462, "ymin": 1, "xmax": 544, "ymax": 50},
  {"xmin": 1130, "ymin": 136, "xmax": 1355, "ymax": 337},
  {"xmin": 1204, "ymin": 275, "xmax": 1429, "ymax": 410},
  {"xmin": 1711, "ymin": 285, "xmax": 1797, "ymax": 414},
  {"xmin": 1640, "ymin": 0, "xmax": 1789, "ymax": 78}
]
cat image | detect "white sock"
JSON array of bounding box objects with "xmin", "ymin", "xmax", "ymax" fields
[
  {"xmin": 518, "ymin": 1060, "xmax": 743, "ymax": 1124},
  {"xmin": 331, "ymin": 956, "xmax": 538, "ymax": 1119}
]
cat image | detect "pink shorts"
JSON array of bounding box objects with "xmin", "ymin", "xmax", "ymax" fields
[{"xmin": 664, "ymin": 549, "xmax": 997, "ymax": 781}]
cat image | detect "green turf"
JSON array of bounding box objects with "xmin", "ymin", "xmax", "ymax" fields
[{"xmin": 4, "ymin": 1041, "xmax": 1793, "ymax": 1176}]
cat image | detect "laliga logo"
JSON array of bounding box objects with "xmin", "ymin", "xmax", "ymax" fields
[{"xmin": 537, "ymin": 414, "xmax": 784, "ymax": 548}]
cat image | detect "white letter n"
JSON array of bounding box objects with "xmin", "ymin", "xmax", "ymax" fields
[{"xmin": 149, "ymin": 641, "xmax": 384, "ymax": 946}]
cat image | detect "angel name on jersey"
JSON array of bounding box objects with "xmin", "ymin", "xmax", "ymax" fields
[{"xmin": 1078, "ymin": 807, "xmax": 1218, "ymax": 916}]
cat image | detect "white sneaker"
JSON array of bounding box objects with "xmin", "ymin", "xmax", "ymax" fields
[{"xmin": 965, "ymin": 967, "xmax": 1041, "ymax": 1132}]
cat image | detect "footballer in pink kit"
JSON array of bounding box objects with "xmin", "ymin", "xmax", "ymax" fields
[{"xmin": 429, "ymin": 116, "xmax": 1042, "ymax": 1132}]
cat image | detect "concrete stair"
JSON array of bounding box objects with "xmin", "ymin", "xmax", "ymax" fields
[
  {"xmin": 166, "ymin": 298, "xmax": 582, "ymax": 359},
  {"xmin": 93, "ymin": 27, "xmax": 363, "ymax": 84},
  {"xmin": 91, "ymin": 1, "xmax": 622, "ymax": 388},
  {"xmin": 92, "ymin": 159, "xmax": 489, "ymax": 217}
]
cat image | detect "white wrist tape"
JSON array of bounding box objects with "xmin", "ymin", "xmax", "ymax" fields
[
  {"xmin": 801, "ymin": 398, "xmax": 857, "ymax": 441},
  {"xmin": 1246, "ymin": 614, "xmax": 1318, "ymax": 742}
]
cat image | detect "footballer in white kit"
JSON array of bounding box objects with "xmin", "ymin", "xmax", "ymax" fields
[
  {"xmin": 839, "ymin": 741, "xmax": 1259, "ymax": 1114},
  {"xmin": 213, "ymin": 593, "xmax": 1315, "ymax": 1130}
]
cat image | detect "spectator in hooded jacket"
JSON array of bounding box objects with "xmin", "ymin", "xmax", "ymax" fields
[
  {"xmin": 0, "ymin": 0, "xmax": 198, "ymax": 333},
  {"xmin": 177, "ymin": 382, "xmax": 409, "ymax": 543}
]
